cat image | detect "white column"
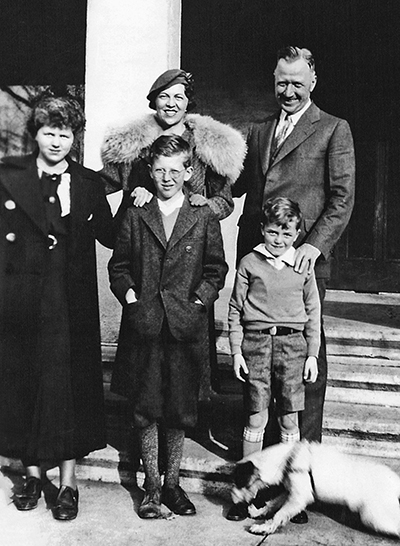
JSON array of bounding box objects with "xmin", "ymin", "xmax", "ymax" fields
[
  {"xmin": 84, "ymin": 0, "xmax": 182, "ymax": 344},
  {"xmin": 84, "ymin": 0, "xmax": 181, "ymax": 170}
]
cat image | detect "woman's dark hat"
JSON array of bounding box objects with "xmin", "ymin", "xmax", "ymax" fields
[{"xmin": 147, "ymin": 69, "xmax": 195, "ymax": 110}]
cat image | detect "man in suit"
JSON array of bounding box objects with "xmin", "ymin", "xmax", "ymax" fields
[{"xmin": 233, "ymin": 46, "xmax": 355, "ymax": 444}]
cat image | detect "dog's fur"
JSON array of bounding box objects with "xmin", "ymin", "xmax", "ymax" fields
[{"xmin": 231, "ymin": 441, "xmax": 400, "ymax": 537}]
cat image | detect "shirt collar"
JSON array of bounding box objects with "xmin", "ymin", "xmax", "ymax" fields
[
  {"xmin": 254, "ymin": 244, "xmax": 296, "ymax": 267},
  {"xmin": 157, "ymin": 191, "xmax": 185, "ymax": 216},
  {"xmin": 280, "ymin": 99, "xmax": 312, "ymax": 126}
]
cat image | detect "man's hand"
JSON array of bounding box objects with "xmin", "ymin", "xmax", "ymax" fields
[
  {"xmin": 130, "ymin": 187, "xmax": 153, "ymax": 207},
  {"xmin": 303, "ymin": 356, "xmax": 318, "ymax": 383},
  {"xmin": 233, "ymin": 354, "xmax": 249, "ymax": 382},
  {"xmin": 189, "ymin": 193, "xmax": 208, "ymax": 207},
  {"xmin": 294, "ymin": 243, "xmax": 321, "ymax": 274}
]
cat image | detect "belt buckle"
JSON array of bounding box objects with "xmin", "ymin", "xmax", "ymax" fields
[
  {"xmin": 269, "ymin": 326, "xmax": 277, "ymax": 336},
  {"xmin": 48, "ymin": 234, "xmax": 58, "ymax": 250}
]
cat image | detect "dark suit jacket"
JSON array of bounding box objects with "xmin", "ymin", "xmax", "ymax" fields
[
  {"xmin": 0, "ymin": 153, "xmax": 114, "ymax": 458},
  {"xmin": 109, "ymin": 197, "xmax": 228, "ymax": 342},
  {"xmin": 233, "ymin": 103, "xmax": 356, "ymax": 278}
]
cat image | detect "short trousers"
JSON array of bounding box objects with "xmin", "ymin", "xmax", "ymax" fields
[{"xmin": 242, "ymin": 330, "xmax": 307, "ymax": 414}]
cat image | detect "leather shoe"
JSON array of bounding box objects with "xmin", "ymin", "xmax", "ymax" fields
[
  {"xmin": 162, "ymin": 485, "xmax": 196, "ymax": 515},
  {"xmin": 14, "ymin": 477, "xmax": 42, "ymax": 511},
  {"xmin": 226, "ymin": 502, "xmax": 248, "ymax": 521},
  {"xmin": 53, "ymin": 486, "xmax": 79, "ymax": 521},
  {"xmin": 291, "ymin": 510, "xmax": 308, "ymax": 524},
  {"xmin": 138, "ymin": 489, "xmax": 162, "ymax": 519}
]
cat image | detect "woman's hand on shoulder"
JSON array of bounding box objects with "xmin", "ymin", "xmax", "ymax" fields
[
  {"xmin": 130, "ymin": 187, "xmax": 153, "ymax": 207},
  {"xmin": 189, "ymin": 193, "xmax": 208, "ymax": 207}
]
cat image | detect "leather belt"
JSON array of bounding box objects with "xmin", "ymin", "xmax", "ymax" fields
[{"xmin": 247, "ymin": 326, "xmax": 301, "ymax": 336}]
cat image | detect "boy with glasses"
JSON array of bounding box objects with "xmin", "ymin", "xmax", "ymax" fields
[{"xmin": 108, "ymin": 135, "xmax": 227, "ymax": 519}]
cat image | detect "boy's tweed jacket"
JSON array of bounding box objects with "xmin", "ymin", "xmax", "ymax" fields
[{"xmin": 108, "ymin": 196, "xmax": 228, "ymax": 404}]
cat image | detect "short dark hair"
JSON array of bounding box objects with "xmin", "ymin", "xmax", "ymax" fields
[
  {"xmin": 149, "ymin": 135, "xmax": 192, "ymax": 168},
  {"xmin": 261, "ymin": 197, "xmax": 302, "ymax": 230},
  {"xmin": 27, "ymin": 95, "xmax": 85, "ymax": 137},
  {"xmin": 276, "ymin": 46, "xmax": 316, "ymax": 73}
]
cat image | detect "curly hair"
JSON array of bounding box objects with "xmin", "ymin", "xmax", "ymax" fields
[
  {"xmin": 27, "ymin": 96, "xmax": 85, "ymax": 137},
  {"xmin": 261, "ymin": 197, "xmax": 302, "ymax": 230}
]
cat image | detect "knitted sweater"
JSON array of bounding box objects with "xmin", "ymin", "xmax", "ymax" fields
[{"xmin": 228, "ymin": 248, "xmax": 321, "ymax": 357}]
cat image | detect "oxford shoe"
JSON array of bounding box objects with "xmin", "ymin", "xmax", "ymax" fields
[
  {"xmin": 162, "ymin": 485, "xmax": 196, "ymax": 516},
  {"xmin": 53, "ymin": 486, "xmax": 79, "ymax": 521},
  {"xmin": 14, "ymin": 476, "xmax": 42, "ymax": 511}
]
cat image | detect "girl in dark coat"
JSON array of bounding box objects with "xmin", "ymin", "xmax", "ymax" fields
[{"xmin": 0, "ymin": 95, "xmax": 114, "ymax": 520}]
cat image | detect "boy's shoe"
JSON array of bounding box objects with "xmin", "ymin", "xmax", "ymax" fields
[
  {"xmin": 138, "ymin": 489, "xmax": 162, "ymax": 519},
  {"xmin": 226, "ymin": 502, "xmax": 248, "ymax": 521},
  {"xmin": 53, "ymin": 486, "xmax": 79, "ymax": 521},
  {"xmin": 14, "ymin": 477, "xmax": 42, "ymax": 511},
  {"xmin": 162, "ymin": 485, "xmax": 196, "ymax": 515}
]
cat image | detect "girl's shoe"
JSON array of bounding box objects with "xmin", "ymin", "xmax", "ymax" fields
[{"xmin": 14, "ymin": 477, "xmax": 42, "ymax": 511}]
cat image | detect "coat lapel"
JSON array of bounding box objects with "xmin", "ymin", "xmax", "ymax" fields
[
  {"xmin": 167, "ymin": 198, "xmax": 198, "ymax": 251},
  {"xmin": 141, "ymin": 199, "xmax": 168, "ymax": 249},
  {"xmin": 270, "ymin": 103, "xmax": 320, "ymax": 167},
  {"xmin": 0, "ymin": 154, "xmax": 48, "ymax": 236}
]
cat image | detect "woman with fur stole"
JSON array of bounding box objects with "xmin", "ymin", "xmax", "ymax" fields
[{"xmin": 101, "ymin": 68, "xmax": 247, "ymax": 394}]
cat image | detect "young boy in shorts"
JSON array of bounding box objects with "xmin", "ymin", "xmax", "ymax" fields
[
  {"xmin": 108, "ymin": 135, "xmax": 227, "ymax": 519},
  {"xmin": 227, "ymin": 196, "xmax": 320, "ymax": 519}
]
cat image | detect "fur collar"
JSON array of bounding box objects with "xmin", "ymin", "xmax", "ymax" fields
[{"xmin": 101, "ymin": 113, "xmax": 247, "ymax": 183}]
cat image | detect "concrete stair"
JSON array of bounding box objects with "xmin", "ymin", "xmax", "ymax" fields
[{"xmin": 4, "ymin": 290, "xmax": 397, "ymax": 494}]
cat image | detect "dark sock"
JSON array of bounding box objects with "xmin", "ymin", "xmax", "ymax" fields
[
  {"xmin": 138, "ymin": 423, "xmax": 161, "ymax": 491},
  {"xmin": 164, "ymin": 428, "xmax": 185, "ymax": 489}
]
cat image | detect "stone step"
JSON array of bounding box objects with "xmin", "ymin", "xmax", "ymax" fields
[
  {"xmin": 325, "ymin": 386, "xmax": 400, "ymax": 407},
  {"xmin": 213, "ymin": 288, "xmax": 400, "ymax": 359},
  {"xmin": 323, "ymin": 400, "xmax": 400, "ymax": 439}
]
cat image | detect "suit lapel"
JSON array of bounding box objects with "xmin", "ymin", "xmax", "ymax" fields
[
  {"xmin": 0, "ymin": 154, "xmax": 47, "ymax": 236},
  {"xmin": 260, "ymin": 116, "xmax": 279, "ymax": 175},
  {"xmin": 270, "ymin": 103, "xmax": 320, "ymax": 167}
]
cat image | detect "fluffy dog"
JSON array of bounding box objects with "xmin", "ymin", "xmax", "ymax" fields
[{"xmin": 231, "ymin": 440, "xmax": 400, "ymax": 537}]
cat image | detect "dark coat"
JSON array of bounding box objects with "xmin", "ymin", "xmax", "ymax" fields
[
  {"xmin": 233, "ymin": 103, "xmax": 356, "ymax": 278},
  {"xmin": 108, "ymin": 197, "xmax": 227, "ymax": 413},
  {"xmin": 0, "ymin": 153, "xmax": 114, "ymax": 458}
]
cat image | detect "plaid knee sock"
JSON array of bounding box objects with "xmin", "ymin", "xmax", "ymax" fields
[
  {"xmin": 164, "ymin": 428, "xmax": 185, "ymax": 489},
  {"xmin": 138, "ymin": 423, "xmax": 161, "ymax": 491},
  {"xmin": 243, "ymin": 426, "xmax": 264, "ymax": 457},
  {"xmin": 280, "ymin": 430, "xmax": 300, "ymax": 444}
]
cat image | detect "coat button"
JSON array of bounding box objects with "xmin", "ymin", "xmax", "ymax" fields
[
  {"xmin": 4, "ymin": 200, "xmax": 16, "ymax": 210},
  {"xmin": 49, "ymin": 196, "xmax": 56, "ymax": 204},
  {"xmin": 185, "ymin": 245, "xmax": 192, "ymax": 253},
  {"xmin": 5, "ymin": 232, "xmax": 16, "ymax": 243}
]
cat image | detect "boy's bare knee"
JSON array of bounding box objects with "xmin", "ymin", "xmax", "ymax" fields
[
  {"xmin": 248, "ymin": 409, "xmax": 269, "ymax": 430},
  {"xmin": 278, "ymin": 412, "xmax": 299, "ymax": 434}
]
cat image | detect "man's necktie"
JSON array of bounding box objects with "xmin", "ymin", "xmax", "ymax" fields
[{"xmin": 274, "ymin": 114, "xmax": 292, "ymax": 150}]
